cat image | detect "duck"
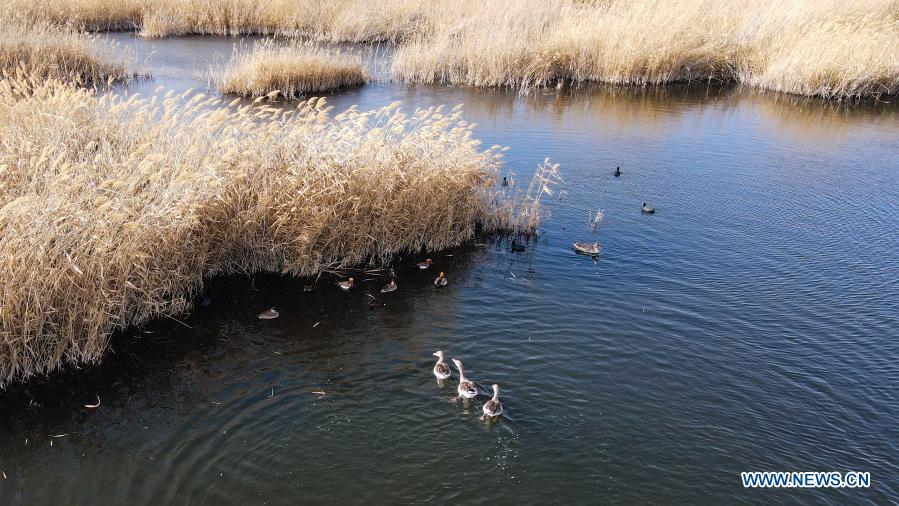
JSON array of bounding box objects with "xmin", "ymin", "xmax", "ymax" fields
[
  {"xmin": 337, "ymin": 277, "xmax": 355, "ymax": 290},
  {"xmin": 511, "ymin": 239, "xmax": 526, "ymax": 252},
  {"xmin": 432, "ymin": 351, "xmax": 452, "ymax": 379},
  {"xmin": 572, "ymin": 241, "xmax": 601, "ymax": 255},
  {"xmin": 614, "ymin": 166, "xmax": 621, "ymax": 177},
  {"xmin": 641, "ymin": 202, "xmax": 655, "ymax": 214},
  {"xmin": 480, "ymin": 384, "xmax": 504, "ymax": 420},
  {"xmin": 416, "ymin": 258, "xmax": 433, "ymax": 270},
  {"xmin": 303, "ymin": 284, "xmax": 315, "ymax": 292},
  {"xmin": 257, "ymin": 308, "xmax": 279, "ymax": 320},
  {"xmin": 434, "ymin": 272, "xmax": 448, "ymax": 287},
  {"xmin": 452, "ymin": 358, "xmax": 479, "ymax": 399},
  {"xmin": 380, "ymin": 279, "xmax": 397, "ymax": 293}
]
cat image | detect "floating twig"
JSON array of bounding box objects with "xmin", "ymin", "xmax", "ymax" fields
[{"xmin": 84, "ymin": 395, "xmax": 101, "ymax": 409}]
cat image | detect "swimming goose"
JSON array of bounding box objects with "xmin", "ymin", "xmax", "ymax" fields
[
  {"xmin": 481, "ymin": 384, "xmax": 504, "ymax": 420},
  {"xmin": 381, "ymin": 279, "xmax": 397, "ymax": 293},
  {"xmin": 641, "ymin": 202, "xmax": 655, "ymax": 214},
  {"xmin": 614, "ymin": 166, "xmax": 621, "ymax": 177},
  {"xmin": 337, "ymin": 277, "xmax": 355, "ymax": 290},
  {"xmin": 416, "ymin": 258, "xmax": 434, "ymax": 270},
  {"xmin": 452, "ymin": 358, "xmax": 479, "ymax": 399},
  {"xmin": 434, "ymin": 272, "xmax": 448, "ymax": 287},
  {"xmin": 572, "ymin": 241, "xmax": 601, "ymax": 255},
  {"xmin": 432, "ymin": 351, "xmax": 452, "ymax": 379},
  {"xmin": 257, "ymin": 308, "xmax": 279, "ymax": 320}
]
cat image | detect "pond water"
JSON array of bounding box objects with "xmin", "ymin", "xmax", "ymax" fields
[{"xmin": 1, "ymin": 34, "xmax": 898, "ymax": 504}]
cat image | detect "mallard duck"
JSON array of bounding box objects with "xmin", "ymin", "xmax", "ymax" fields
[
  {"xmin": 573, "ymin": 241, "xmax": 601, "ymax": 255},
  {"xmin": 434, "ymin": 272, "xmax": 448, "ymax": 287},
  {"xmin": 452, "ymin": 358, "xmax": 478, "ymax": 399},
  {"xmin": 337, "ymin": 277, "xmax": 354, "ymax": 290},
  {"xmin": 641, "ymin": 202, "xmax": 655, "ymax": 214},
  {"xmin": 416, "ymin": 258, "xmax": 434, "ymax": 270},
  {"xmin": 381, "ymin": 279, "xmax": 397, "ymax": 293},
  {"xmin": 480, "ymin": 384, "xmax": 504, "ymax": 420},
  {"xmin": 432, "ymin": 351, "xmax": 451, "ymax": 379},
  {"xmin": 614, "ymin": 166, "xmax": 621, "ymax": 177},
  {"xmin": 511, "ymin": 239, "xmax": 526, "ymax": 252},
  {"xmin": 257, "ymin": 308, "xmax": 279, "ymax": 320}
]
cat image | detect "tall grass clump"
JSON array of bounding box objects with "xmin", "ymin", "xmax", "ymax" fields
[
  {"xmin": 0, "ymin": 77, "xmax": 546, "ymax": 385},
  {"xmin": 0, "ymin": 17, "xmax": 129, "ymax": 85},
  {"xmin": 216, "ymin": 41, "xmax": 366, "ymax": 99},
  {"xmin": 388, "ymin": 0, "xmax": 899, "ymax": 99}
]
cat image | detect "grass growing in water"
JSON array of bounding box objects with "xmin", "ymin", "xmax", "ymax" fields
[
  {"xmin": 0, "ymin": 77, "xmax": 546, "ymax": 386},
  {"xmin": 5, "ymin": 0, "xmax": 896, "ymax": 98},
  {"xmin": 390, "ymin": 0, "xmax": 899, "ymax": 99},
  {"xmin": 216, "ymin": 41, "xmax": 367, "ymax": 99},
  {"xmin": 0, "ymin": 18, "xmax": 129, "ymax": 85}
]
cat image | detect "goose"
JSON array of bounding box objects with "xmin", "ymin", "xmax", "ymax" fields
[
  {"xmin": 480, "ymin": 384, "xmax": 504, "ymax": 420},
  {"xmin": 452, "ymin": 358, "xmax": 479, "ymax": 399},
  {"xmin": 337, "ymin": 277, "xmax": 355, "ymax": 290},
  {"xmin": 572, "ymin": 241, "xmax": 601, "ymax": 255},
  {"xmin": 502, "ymin": 177, "xmax": 509, "ymax": 187},
  {"xmin": 257, "ymin": 308, "xmax": 279, "ymax": 320},
  {"xmin": 416, "ymin": 258, "xmax": 433, "ymax": 270},
  {"xmin": 511, "ymin": 239, "xmax": 526, "ymax": 252},
  {"xmin": 641, "ymin": 202, "xmax": 655, "ymax": 214},
  {"xmin": 434, "ymin": 272, "xmax": 448, "ymax": 287},
  {"xmin": 432, "ymin": 351, "xmax": 452, "ymax": 379},
  {"xmin": 381, "ymin": 279, "xmax": 397, "ymax": 293},
  {"xmin": 614, "ymin": 166, "xmax": 621, "ymax": 177}
]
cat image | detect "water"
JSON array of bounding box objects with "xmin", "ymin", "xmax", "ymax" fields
[{"xmin": 1, "ymin": 34, "xmax": 897, "ymax": 504}]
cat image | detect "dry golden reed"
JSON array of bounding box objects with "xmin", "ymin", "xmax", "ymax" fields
[
  {"xmin": 0, "ymin": 18, "xmax": 129, "ymax": 85},
  {"xmin": 390, "ymin": 0, "xmax": 899, "ymax": 99},
  {"xmin": 216, "ymin": 41, "xmax": 367, "ymax": 99},
  {"xmin": 0, "ymin": 76, "xmax": 545, "ymax": 385},
  {"xmin": 5, "ymin": 0, "xmax": 897, "ymax": 98}
]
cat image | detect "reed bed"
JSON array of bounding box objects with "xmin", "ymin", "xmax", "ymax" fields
[
  {"xmin": 0, "ymin": 18, "xmax": 129, "ymax": 85},
  {"xmin": 5, "ymin": 0, "xmax": 897, "ymax": 98},
  {"xmin": 216, "ymin": 42, "xmax": 367, "ymax": 99},
  {"xmin": 390, "ymin": 0, "xmax": 899, "ymax": 99},
  {"xmin": 0, "ymin": 76, "xmax": 547, "ymax": 385},
  {"xmin": 3, "ymin": 0, "xmax": 428, "ymax": 41}
]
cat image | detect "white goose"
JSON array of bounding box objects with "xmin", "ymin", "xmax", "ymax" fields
[
  {"xmin": 432, "ymin": 351, "xmax": 451, "ymax": 379},
  {"xmin": 480, "ymin": 384, "xmax": 504, "ymax": 420},
  {"xmin": 451, "ymin": 358, "xmax": 478, "ymax": 399}
]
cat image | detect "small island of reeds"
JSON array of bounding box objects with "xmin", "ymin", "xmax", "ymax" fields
[{"xmin": 216, "ymin": 42, "xmax": 367, "ymax": 99}]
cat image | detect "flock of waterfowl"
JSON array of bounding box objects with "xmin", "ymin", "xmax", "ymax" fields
[
  {"xmin": 252, "ymin": 165, "xmax": 651, "ymax": 426},
  {"xmin": 573, "ymin": 166, "xmax": 655, "ymax": 257},
  {"xmin": 432, "ymin": 351, "xmax": 503, "ymax": 421},
  {"xmin": 257, "ymin": 257, "xmax": 449, "ymax": 319}
]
